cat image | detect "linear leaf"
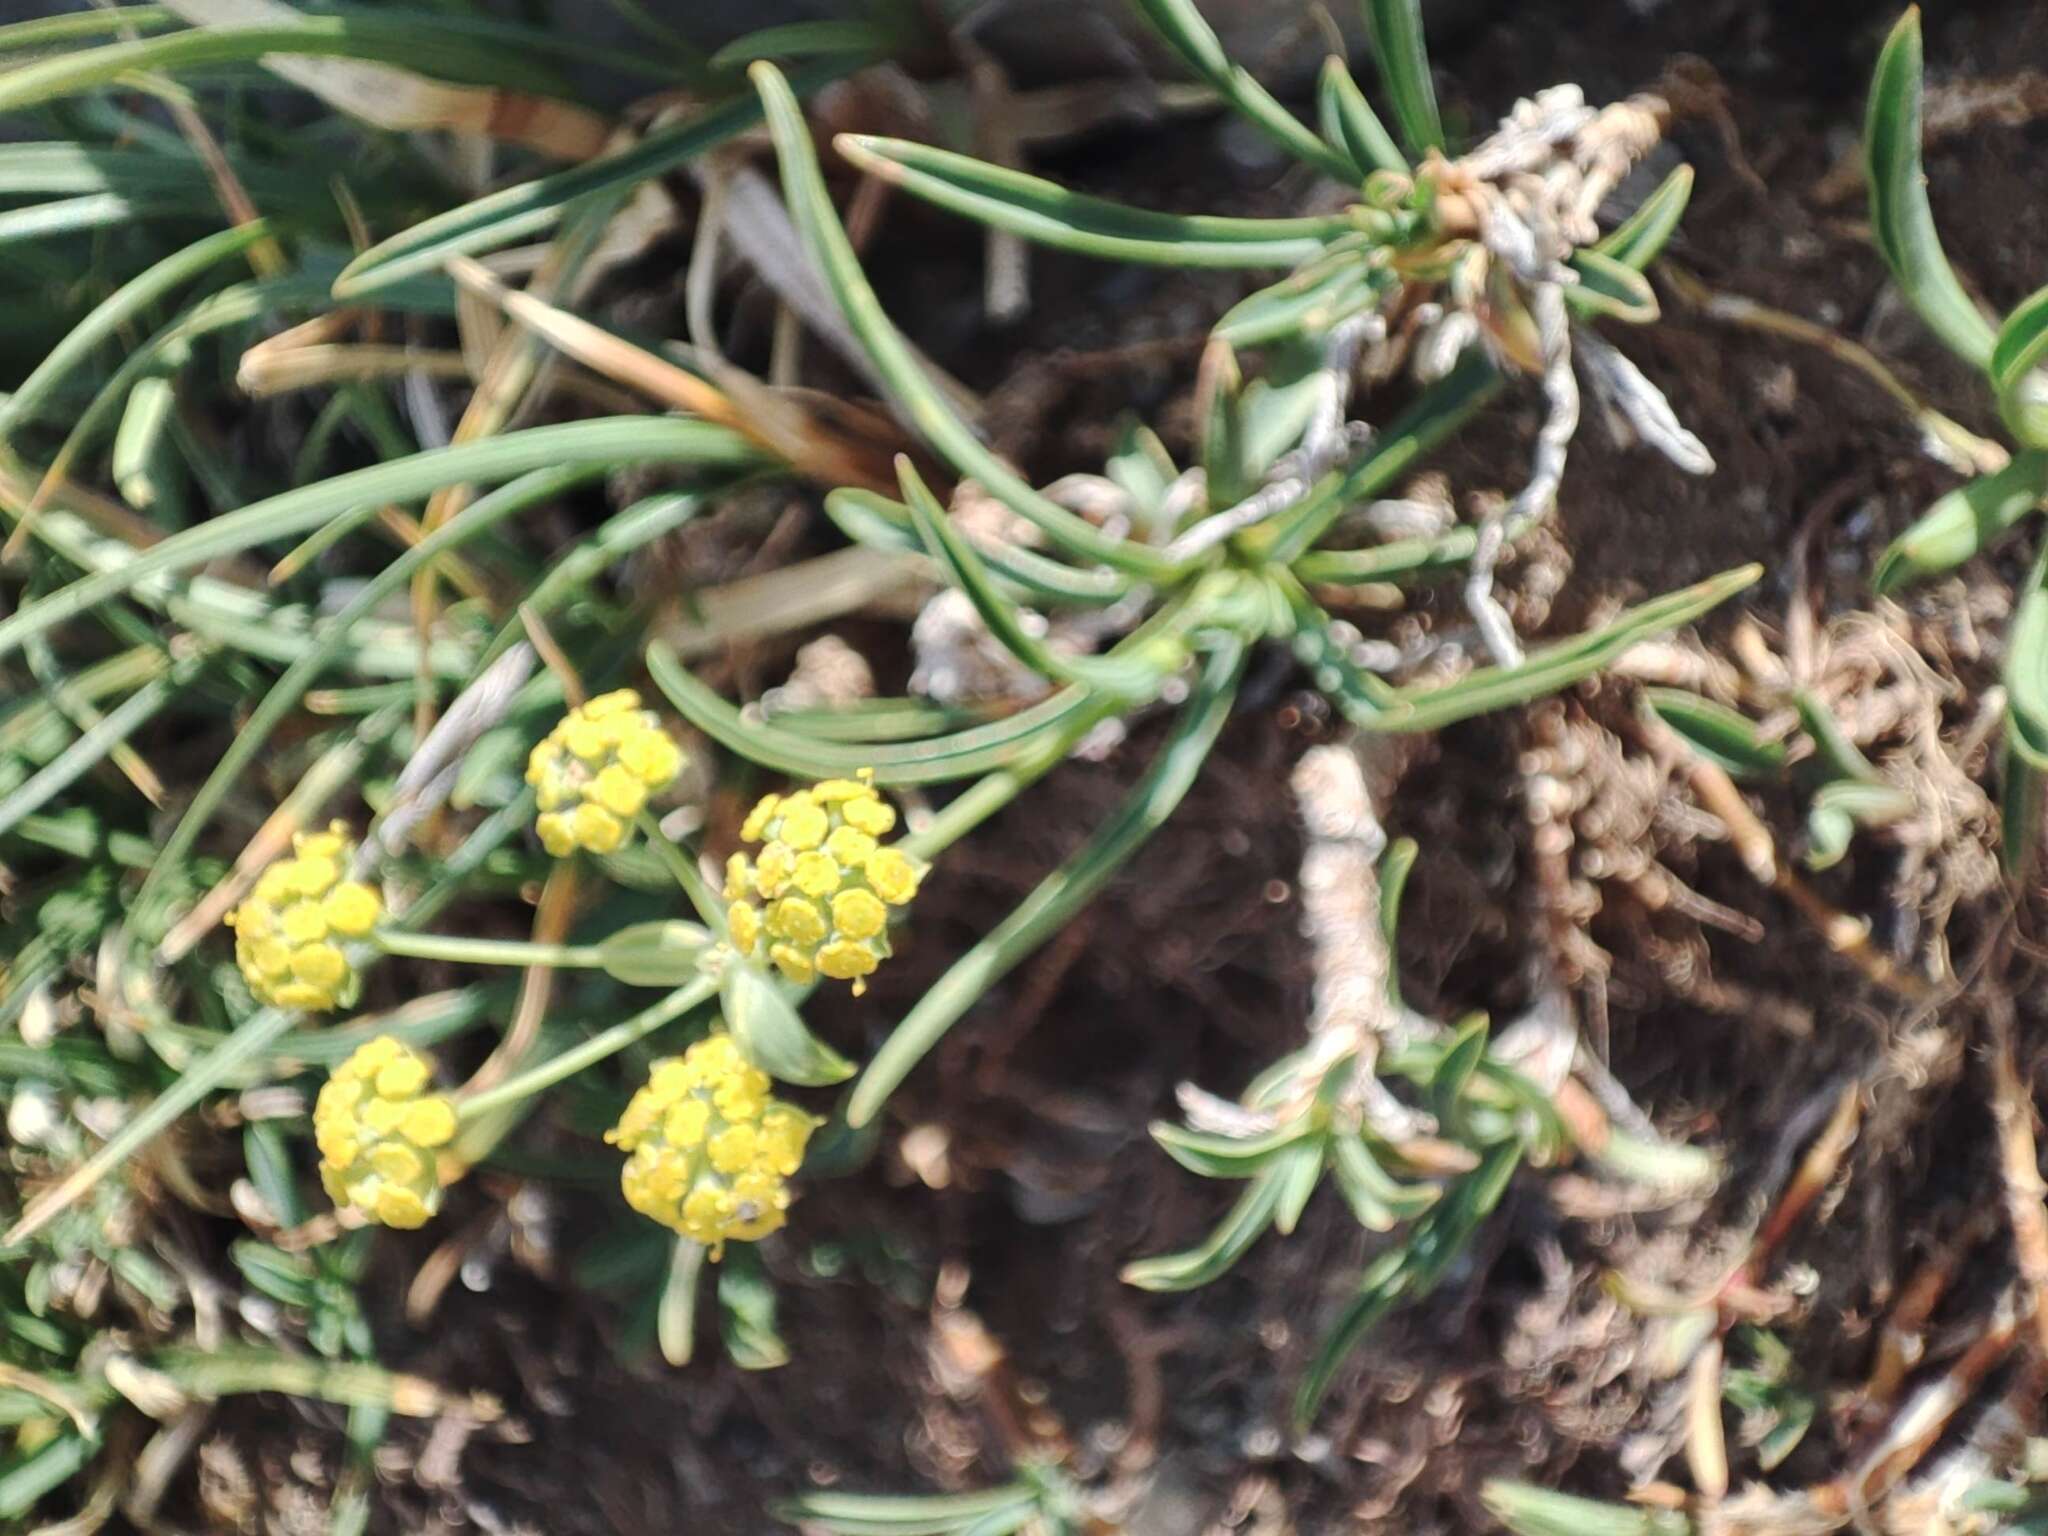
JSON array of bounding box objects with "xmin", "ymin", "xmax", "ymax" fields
[
  {"xmin": 333, "ymin": 74, "xmax": 842, "ymax": 297},
  {"xmin": 722, "ymin": 964, "xmax": 855, "ymax": 1086},
  {"xmin": 821, "ymin": 487, "xmax": 1130, "ymax": 605},
  {"xmin": 1991, "ymin": 284, "xmax": 2048, "ymax": 448},
  {"xmin": 753, "ymin": 63, "xmax": 1175, "ymax": 579},
  {"xmin": 1482, "ymin": 1482, "xmax": 1693, "ymax": 1536},
  {"xmin": 647, "ymin": 640, "xmax": 1115, "ymax": 785},
  {"xmin": 1592, "ymin": 164, "xmax": 1694, "ymax": 270},
  {"xmin": 1872, "ymin": 449, "xmax": 2048, "ymax": 593},
  {"xmin": 1864, "ymin": 8, "xmax": 1997, "ymax": 368},
  {"xmin": 1290, "ymin": 527, "xmax": 1477, "ymax": 585},
  {"xmin": 846, "ymin": 641, "xmax": 1245, "ymax": 1127},
  {"xmin": 1120, "ymin": 1153, "xmax": 1290, "ymax": 1291},
  {"xmin": 1643, "ymin": 688, "xmax": 1785, "ymax": 779},
  {"xmin": 1369, "ymin": 564, "xmax": 1762, "ymax": 732},
  {"xmin": 1272, "ymin": 1135, "xmax": 1326, "ymax": 1234},
  {"xmin": 836, "ymin": 134, "xmax": 1353, "ymax": 267},
  {"xmin": 2004, "ymin": 739, "xmax": 2042, "ymax": 877},
  {"xmin": 1565, "ymin": 249, "xmax": 1659, "ymax": 324},
  {"xmin": 1360, "ymin": 0, "xmax": 1444, "ymax": 154},
  {"xmin": 2007, "ymin": 540, "xmax": 2048, "ymax": 770},
  {"xmin": 1317, "ymin": 55, "xmax": 1408, "ymax": 177},
  {"xmin": 0, "ymin": 419, "xmax": 758, "ymax": 662},
  {"xmin": 895, "ymin": 458, "xmax": 1178, "ymax": 698},
  {"xmin": 1130, "ymin": 0, "xmax": 1357, "ymax": 181},
  {"xmin": 1150, "ymin": 1119, "xmax": 1314, "ymax": 1179},
  {"xmin": 1378, "ymin": 836, "xmax": 1417, "ymax": 1008},
  {"xmin": 1212, "ymin": 250, "xmax": 1386, "ymax": 347}
]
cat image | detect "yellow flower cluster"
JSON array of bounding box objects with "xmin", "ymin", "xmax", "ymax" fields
[
  {"xmin": 314, "ymin": 1036, "xmax": 457, "ymax": 1229},
  {"xmin": 607, "ymin": 1035, "xmax": 817, "ymax": 1253},
  {"xmin": 723, "ymin": 774, "xmax": 925, "ymax": 995},
  {"xmin": 225, "ymin": 823, "xmax": 382, "ymax": 1012},
  {"xmin": 526, "ymin": 689, "xmax": 684, "ymax": 857}
]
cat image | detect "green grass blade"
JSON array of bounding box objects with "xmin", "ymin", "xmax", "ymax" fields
[
  {"xmin": 708, "ymin": 20, "xmax": 892, "ymax": 69},
  {"xmin": 1149, "ymin": 1120, "xmax": 1314, "ymax": 1179},
  {"xmin": 844, "ymin": 639, "xmax": 1245, "ymax": 1127},
  {"xmin": 1290, "ymin": 527, "xmax": 1477, "ymax": 584},
  {"xmin": 1872, "ymin": 449, "xmax": 2048, "ymax": 593},
  {"xmin": 1368, "ymin": 564, "xmax": 1762, "ymax": 732},
  {"xmin": 0, "ymin": 19, "xmax": 579, "ymax": 111},
  {"xmin": 1991, "ymin": 284, "xmax": 2048, "ymax": 448},
  {"xmin": 1130, "ymin": 0, "xmax": 1356, "ymax": 181},
  {"xmin": 1864, "ymin": 8, "xmax": 1996, "ymax": 369},
  {"xmin": 0, "ymin": 6, "xmax": 174, "ymax": 52},
  {"xmin": 1482, "ymin": 1483, "xmax": 1693, "ymax": 1536},
  {"xmin": 1264, "ymin": 352, "xmax": 1500, "ymax": 564},
  {"xmin": 1316, "ymin": 55, "xmax": 1409, "ymax": 177},
  {"xmin": 1360, "ymin": 0, "xmax": 1444, "ymax": 155},
  {"xmin": 0, "ymin": 418, "xmax": 758, "ymax": 662},
  {"xmin": 647, "ymin": 639, "xmax": 1116, "ymax": 785},
  {"xmin": 895, "ymin": 458, "xmax": 1178, "ymax": 698},
  {"xmin": 0, "ymin": 656, "xmax": 190, "ymax": 840},
  {"xmin": 125, "ymin": 467, "xmax": 601, "ymax": 926},
  {"xmin": 1591, "ymin": 164, "xmax": 1693, "ymax": 269},
  {"xmin": 1643, "ymin": 688, "xmax": 1786, "ymax": 779},
  {"xmin": 2006, "ymin": 540, "xmax": 2048, "ymax": 769},
  {"xmin": 836, "ymin": 134, "xmax": 1352, "ymax": 267},
  {"xmin": 1564, "ymin": 249, "xmax": 1659, "ymax": 324},
  {"xmin": 822, "ymin": 487, "xmax": 1131, "ymax": 606},
  {"xmin": 0, "ymin": 222, "xmax": 268, "ymax": 441},
  {"xmin": 753, "ymin": 63, "xmax": 1176, "ymax": 580},
  {"xmin": 1120, "ymin": 1154, "xmax": 1291, "ymax": 1291}
]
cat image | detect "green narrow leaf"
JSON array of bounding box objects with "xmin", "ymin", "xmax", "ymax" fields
[
  {"xmin": 596, "ymin": 921, "xmax": 716, "ymax": 988},
  {"xmin": 708, "ymin": 19, "xmax": 890, "ymax": 68},
  {"xmin": 1271, "ymin": 1135, "xmax": 1327, "ymax": 1235},
  {"xmin": 1564, "ymin": 249, "xmax": 1660, "ymax": 324},
  {"xmin": 821, "ymin": 487, "xmax": 1131, "ymax": 606},
  {"xmin": 0, "ymin": 1432, "xmax": 95, "ymax": 1521},
  {"xmin": 1591, "ymin": 164, "xmax": 1694, "ymax": 270},
  {"xmin": 1481, "ymin": 1482, "xmax": 1693, "ymax": 1536},
  {"xmin": 334, "ymin": 69, "xmax": 846, "ymax": 297},
  {"xmin": 1378, "ymin": 837, "xmax": 1417, "ymax": 1008},
  {"xmin": 1991, "ymin": 284, "xmax": 2048, "ymax": 448},
  {"xmin": 845, "ymin": 640, "xmax": 1246, "ymax": 1127},
  {"xmin": 2003, "ymin": 739, "xmax": 2042, "ymax": 877},
  {"xmin": 1643, "ymin": 688, "xmax": 1786, "ymax": 779},
  {"xmin": 1130, "ymin": 0, "xmax": 1358, "ymax": 181},
  {"xmin": 1150, "ymin": 1119, "xmax": 1314, "ymax": 1179},
  {"xmin": 1872, "ymin": 449, "xmax": 2048, "ymax": 592},
  {"xmin": 1864, "ymin": 8, "xmax": 1997, "ymax": 368},
  {"xmin": 775, "ymin": 1485, "xmax": 1039, "ymax": 1536},
  {"xmin": 0, "ymin": 221, "xmax": 269, "ymax": 440},
  {"xmin": 1212, "ymin": 250, "xmax": 1386, "ymax": 348},
  {"xmin": 1370, "ymin": 564, "xmax": 1763, "ymax": 732},
  {"xmin": 722, "ymin": 964, "xmax": 856, "ymax": 1086},
  {"xmin": 835, "ymin": 134, "xmax": 1353, "ymax": 267},
  {"xmin": 0, "ymin": 419, "xmax": 758, "ymax": 663},
  {"xmin": 2006, "ymin": 539, "xmax": 2048, "ymax": 772},
  {"xmin": 1289, "ymin": 527, "xmax": 1478, "ymax": 585},
  {"xmin": 657, "ymin": 1237, "xmax": 705, "ymax": 1367},
  {"xmin": 1317, "ymin": 55, "xmax": 1409, "ymax": 176},
  {"xmin": 0, "ymin": 19, "xmax": 582, "ymax": 110},
  {"xmin": 1329, "ymin": 1132, "xmax": 1439, "ymax": 1230},
  {"xmin": 1120, "ymin": 1155, "xmax": 1291, "ymax": 1291},
  {"xmin": 1360, "ymin": 0, "xmax": 1444, "ymax": 154},
  {"xmin": 1431, "ymin": 1015, "xmax": 1489, "ymax": 1123},
  {"xmin": 895, "ymin": 458, "xmax": 1178, "ymax": 698},
  {"xmin": 752, "ymin": 62, "xmax": 1175, "ymax": 580},
  {"xmin": 717, "ymin": 1248, "xmax": 791, "ymax": 1371}
]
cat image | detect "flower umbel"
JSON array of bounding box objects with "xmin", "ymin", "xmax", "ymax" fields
[
  {"xmin": 527, "ymin": 689, "xmax": 684, "ymax": 857},
  {"xmin": 724, "ymin": 773, "xmax": 925, "ymax": 994},
  {"xmin": 314, "ymin": 1036, "xmax": 457, "ymax": 1229},
  {"xmin": 607, "ymin": 1035, "xmax": 818, "ymax": 1253},
  {"xmin": 225, "ymin": 822, "xmax": 381, "ymax": 1012}
]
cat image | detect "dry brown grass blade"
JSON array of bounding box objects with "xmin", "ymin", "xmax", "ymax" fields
[
  {"xmin": 656, "ymin": 545, "xmax": 927, "ymax": 659},
  {"xmin": 1661, "ymin": 262, "xmax": 2007, "ymax": 477},
  {"xmin": 456, "ymin": 858, "xmax": 578, "ymax": 1100},
  {"xmin": 444, "ymin": 255, "xmax": 907, "ymax": 493},
  {"xmin": 1987, "ymin": 986, "xmax": 2048, "ymax": 1361},
  {"xmin": 160, "ymin": 0, "xmax": 611, "ymax": 159}
]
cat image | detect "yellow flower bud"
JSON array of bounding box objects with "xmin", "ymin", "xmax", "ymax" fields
[
  {"xmin": 314, "ymin": 1036, "xmax": 455, "ymax": 1229},
  {"xmin": 724, "ymin": 771, "xmax": 925, "ymax": 995},
  {"xmin": 226, "ymin": 823, "xmax": 380, "ymax": 1012},
  {"xmin": 525, "ymin": 690, "xmax": 683, "ymax": 857},
  {"xmin": 606, "ymin": 1035, "xmax": 819, "ymax": 1254}
]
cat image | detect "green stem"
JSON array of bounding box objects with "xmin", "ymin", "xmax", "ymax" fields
[
  {"xmin": 898, "ymin": 711, "xmax": 1099, "ymax": 863},
  {"xmin": 372, "ymin": 931, "xmax": 604, "ymax": 970},
  {"xmin": 634, "ymin": 809, "xmax": 725, "ymax": 929},
  {"xmin": 454, "ymin": 975, "xmax": 717, "ymax": 1122}
]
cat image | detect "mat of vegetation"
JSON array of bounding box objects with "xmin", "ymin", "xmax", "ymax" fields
[{"xmin": 3, "ymin": 1, "xmax": 2048, "ymax": 1532}]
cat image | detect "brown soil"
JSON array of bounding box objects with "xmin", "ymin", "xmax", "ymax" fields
[{"xmin": 182, "ymin": 1, "xmax": 2048, "ymax": 1532}]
